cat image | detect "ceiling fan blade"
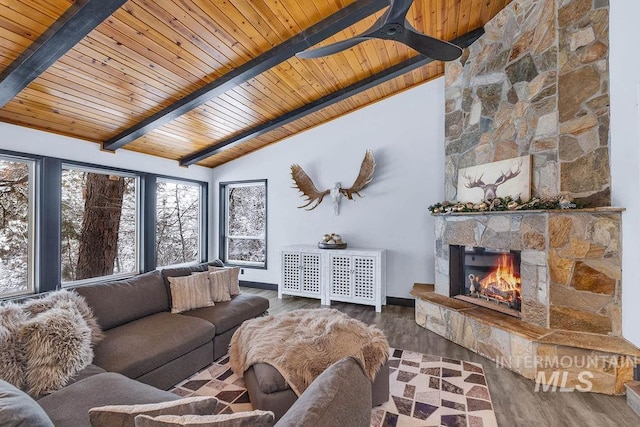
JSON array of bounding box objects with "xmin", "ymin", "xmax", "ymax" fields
[
  {"xmin": 402, "ymin": 28, "xmax": 463, "ymax": 61},
  {"xmin": 296, "ymin": 36, "xmax": 373, "ymax": 59},
  {"xmin": 296, "ymin": 1, "xmax": 393, "ymax": 60},
  {"xmin": 386, "ymin": 0, "xmax": 415, "ymax": 23}
]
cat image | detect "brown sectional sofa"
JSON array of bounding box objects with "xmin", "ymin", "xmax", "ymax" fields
[
  {"xmin": 13, "ymin": 356, "xmax": 373, "ymax": 427},
  {"xmin": 0, "ymin": 262, "xmax": 374, "ymax": 426},
  {"xmin": 74, "ymin": 261, "xmax": 269, "ymax": 390}
]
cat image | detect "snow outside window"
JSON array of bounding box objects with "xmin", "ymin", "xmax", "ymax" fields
[
  {"xmin": 221, "ymin": 180, "xmax": 266, "ymax": 268},
  {"xmin": 0, "ymin": 155, "xmax": 35, "ymax": 297}
]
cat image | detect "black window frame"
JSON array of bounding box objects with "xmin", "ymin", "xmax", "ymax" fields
[
  {"xmin": 0, "ymin": 152, "xmax": 38, "ymax": 298},
  {"xmin": 219, "ymin": 179, "xmax": 267, "ymax": 269},
  {"xmin": 0, "ymin": 148, "xmax": 208, "ymax": 299}
]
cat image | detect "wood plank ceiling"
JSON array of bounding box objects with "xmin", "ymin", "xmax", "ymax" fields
[{"xmin": 0, "ymin": 0, "xmax": 511, "ymax": 168}]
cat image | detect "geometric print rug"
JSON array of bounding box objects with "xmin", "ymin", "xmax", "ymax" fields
[
  {"xmin": 372, "ymin": 348, "xmax": 498, "ymax": 427},
  {"xmin": 171, "ymin": 348, "xmax": 498, "ymax": 427}
]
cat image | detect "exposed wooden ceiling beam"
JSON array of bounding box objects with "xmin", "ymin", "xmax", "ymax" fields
[
  {"xmin": 180, "ymin": 27, "xmax": 485, "ymax": 167},
  {"xmin": 102, "ymin": 0, "xmax": 389, "ymax": 152},
  {"xmin": 0, "ymin": 0, "xmax": 127, "ymax": 108}
]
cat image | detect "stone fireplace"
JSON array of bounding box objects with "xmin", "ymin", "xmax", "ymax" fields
[
  {"xmin": 434, "ymin": 209, "xmax": 623, "ymax": 334},
  {"xmin": 412, "ymin": 0, "xmax": 640, "ymax": 395},
  {"xmin": 412, "ymin": 208, "xmax": 637, "ymax": 394}
]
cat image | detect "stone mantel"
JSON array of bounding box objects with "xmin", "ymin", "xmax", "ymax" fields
[{"xmin": 432, "ymin": 207, "xmax": 625, "ymax": 216}]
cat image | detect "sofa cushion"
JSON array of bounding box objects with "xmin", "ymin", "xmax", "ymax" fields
[
  {"xmin": 180, "ymin": 294, "xmax": 269, "ymax": 335},
  {"xmin": 275, "ymin": 357, "xmax": 372, "ymax": 427},
  {"xmin": 38, "ymin": 372, "xmax": 180, "ymax": 427},
  {"xmin": 162, "ymin": 261, "xmax": 225, "ymax": 289},
  {"xmin": 208, "ymin": 267, "xmax": 240, "ymax": 296},
  {"xmin": 0, "ymin": 380, "xmax": 54, "ymax": 427},
  {"xmin": 75, "ymin": 270, "xmax": 169, "ymax": 331},
  {"xmin": 89, "ymin": 396, "xmax": 218, "ymax": 427},
  {"xmin": 162, "ymin": 261, "xmax": 225, "ymax": 306},
  {"xmin": 252, "ymin": 363, "xmax": 290, "ymax": 394},
  {"xmin": 169, "ymin": 273, "xmax": 215, "ymax": 314},
  {"xmin": 208, "ymin": 271, "xmax": 231, "ymax": 302},
  {"xmin": 65, "ymin": 364, "xmax": 107, "ymax": 387},
  {"xmin": 134, "ymin": 411, "xmax": 275, "ymax": 427},
  {"xmin": 93, "ymin": 312, "xmax": 215, "ymax": 379}
]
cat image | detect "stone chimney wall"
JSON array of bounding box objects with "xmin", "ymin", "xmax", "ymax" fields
[{"xmin": 444, "ymin": 0, "xmax": 610, "ymax": 207}]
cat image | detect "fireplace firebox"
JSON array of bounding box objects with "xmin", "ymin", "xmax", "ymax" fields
[{"xmin": 449, "ymin": 245, "xmax": 522, "ymax": 317}]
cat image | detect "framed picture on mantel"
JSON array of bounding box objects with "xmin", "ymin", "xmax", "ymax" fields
[{"xmin": 456, "ymin": 155, "xmax": 531, "ymax": 203}]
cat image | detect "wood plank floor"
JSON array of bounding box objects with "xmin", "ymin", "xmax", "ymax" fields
[{"xmin": 242, "ymin": 287, "xmax": 640, "ymax": 427}]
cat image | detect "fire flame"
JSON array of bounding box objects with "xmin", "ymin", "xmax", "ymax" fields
[{"xmin": 478, "ymin": 253, "xmax": 521, "ymax": 302}]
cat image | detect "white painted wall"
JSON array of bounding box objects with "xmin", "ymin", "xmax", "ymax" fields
[
  {"xmin": 0, "ymin": 122, "xmax": 211, "ymax": 181},
  {"xmin": 212, "ymin": 79, "xmax": 445, "ymax": 298},
  {"xmin": 0, "ymin": 122, "xmax": 215, "ymax": 258},
  {"xmin": 610, "ymin": 0, "xmax": 640, "ymax": 347}
]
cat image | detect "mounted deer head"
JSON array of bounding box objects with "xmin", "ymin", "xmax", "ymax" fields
[
  {"xmin": 290, "ymin": 150, "xmax": 376, "ymax": 215},
  {"xmin": 463, "ymin": 160, "xmax": 522, "ymax": 201}
]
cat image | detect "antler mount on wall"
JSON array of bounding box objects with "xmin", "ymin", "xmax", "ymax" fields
[{"xmin": 290, "ymin": 150, "xmax": 376, "ymax": 215}]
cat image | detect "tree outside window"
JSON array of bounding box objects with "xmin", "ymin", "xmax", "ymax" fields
[
  {"xmin": 61, "ymin": 167, "xmax": 138, "ymax": 283},
  {"xmin": 221, "ymin": 180, "xmax": 266, "ymax": 268},
  {"xmin": 0, "ymin": 156, "xmax": 35, "ymax": 296},
  {"xmin": 156, "ymin": 180, "xmax": 202, "ymax": 267}
]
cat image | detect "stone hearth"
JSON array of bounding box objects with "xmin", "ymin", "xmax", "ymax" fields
[{"xmin": 412, "ymin": 283, "xmax": 639, "ymax": 395}]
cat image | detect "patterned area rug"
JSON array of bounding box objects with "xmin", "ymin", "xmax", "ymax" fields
[
  {"xmin": 171, "ymin": 349, "xmax": 498, "ymax": 427},
  {"xmin": 373, "ymin": 349, "xmax": 498, "ymax": 427}
]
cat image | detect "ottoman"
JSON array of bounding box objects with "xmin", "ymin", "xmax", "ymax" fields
[{"xmin": 244, "ymin": 360, "xmax": 390, "ymax": 421}]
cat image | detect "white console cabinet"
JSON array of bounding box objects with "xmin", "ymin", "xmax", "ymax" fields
[
  {"xmin": 280, "ymin": 245, "xmax": 386, "ymax": 312},
  {"xmin": 280, "ymin": 249, "xmax": 322, "ymax": 301}
]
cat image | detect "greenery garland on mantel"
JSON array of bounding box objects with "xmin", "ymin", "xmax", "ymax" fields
[{"xmin": 428, "ymin": 195, "xmax": 582, "ymax": 214}]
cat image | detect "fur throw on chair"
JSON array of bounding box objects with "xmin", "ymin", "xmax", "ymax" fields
[
  {"xmin": 229, "ymin": 308, "xmax": 389, "ymax": 396},
  {"xmin": 0, "ymin": 290, "xmax": 101, "ymax": 397}
]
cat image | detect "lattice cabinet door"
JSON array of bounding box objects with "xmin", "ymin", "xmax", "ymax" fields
[
  {"xmin": 330, "ymin": 254, "xmax": 353, "ymax": 298},
  {"xmin": 300, "ymin": 253, "xmax": 321, "ymax": 296},
  {"xmin": 353, "ymin": 256, "xmax": 376, "ymax": 301},
  {"xmin": 281, "ymin": 251, "xmax": 301, "ymax": 294}
]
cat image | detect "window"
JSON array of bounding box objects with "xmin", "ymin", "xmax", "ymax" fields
[
  {"xmin": 156, "ymin": 179, "xmax": 202, "ymax": 267},
  {"xmin": 0, "ymin": 155, "xmax": 35, "ymax": 297},
  {"xmin": 220, "ymin": 180, "xmax": 267, "ymax": 268},
  {"xmin": 61, "ymin": 166, "xmax": 139, "ymax": 283}
]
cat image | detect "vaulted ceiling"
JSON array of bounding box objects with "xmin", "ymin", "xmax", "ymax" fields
[{"xmin": 0, "ymin": 0, "xmax": 511, "ymax": 168}]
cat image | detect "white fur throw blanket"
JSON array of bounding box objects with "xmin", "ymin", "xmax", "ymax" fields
[
  {"xmin": 0, "ymin": 290, "xmax": 101, "ymax": 397},
  {"xmin": 229, "ymin": 308, "xmax": 389, "ymax": 396}
]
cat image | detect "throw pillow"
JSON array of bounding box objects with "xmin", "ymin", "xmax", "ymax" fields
[
  {"xmin": 208, "ymin": 270, "xmax": 231, "ymax": 302},
  {"xmin": 133, "ymin": 411, "xmax": 275, "ymax": 427},
  {"xmin": 0, "ymin": 379, "xmax": 54, "ymax": 427},
  {"xmin": 88, "ymin": 396, "xmax": 218, "ymax": 427},
  {"xmin": 207, "ymin": 267, "xmax": 241, "ymax": 296},
  {"xmin": 0, "ymin": 303, "xmax": 28, "ymax": 390},
  {"xmin": 22, "ymin": 289, "xmax": 105, "ymax": 345},
  {"xmin": 19, "ymin": 301, "xmax": 93, "ymax": 397},
  {"xmin": 169, "ymin": 272, "xmax": 215, "ymax": 314}
]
